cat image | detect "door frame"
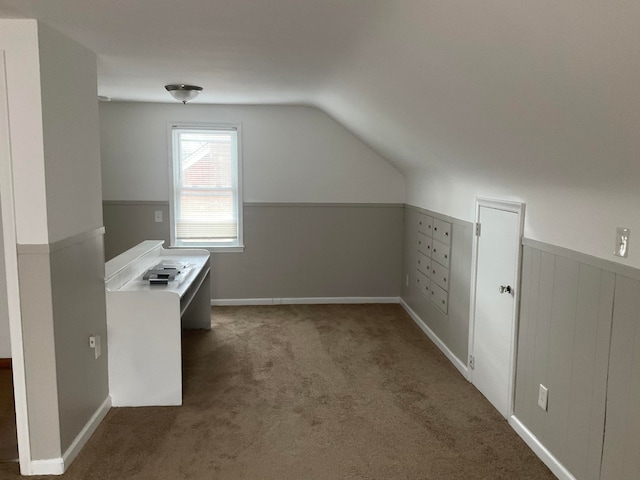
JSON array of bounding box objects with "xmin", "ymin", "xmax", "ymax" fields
[
  {"xmin": 467, "ymin": 197, "xmax": 525, "ymax": 417},
  {"xmin": 0, "ymin": 50, "xmax": 32, "ymax": 473}
]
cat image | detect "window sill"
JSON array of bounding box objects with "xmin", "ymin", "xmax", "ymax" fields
[{"xmin": 170, "ymin": 245, "xmax": 245, "ymax": 253}]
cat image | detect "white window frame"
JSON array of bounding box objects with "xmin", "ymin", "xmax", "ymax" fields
[{"xmin": 168, "ymin": 122, "xmax": 244, "ymax": 252}]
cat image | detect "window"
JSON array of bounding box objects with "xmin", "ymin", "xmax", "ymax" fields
[{"xmin": 170, "ymin": 125, "xmax": 243, "ymax": 250}]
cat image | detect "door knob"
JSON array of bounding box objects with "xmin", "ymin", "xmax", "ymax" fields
[{"xmin": 499, "ymin": 285, "xmax": 512, "ymax": 294}]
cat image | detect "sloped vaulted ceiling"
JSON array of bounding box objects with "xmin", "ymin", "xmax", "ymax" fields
[{"xmin": 1, "ymin": 0, "xmax": 639, "ymax": 266}]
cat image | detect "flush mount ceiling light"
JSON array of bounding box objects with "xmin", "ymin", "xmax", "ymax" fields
[{"xmin": 164, "ymin": 84, "xmax": 203, "ymax": 104}]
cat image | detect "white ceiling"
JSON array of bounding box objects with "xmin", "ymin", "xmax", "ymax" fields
[
  {"xmin": 1, "ymin": 0, "xmax": 638, "ymax": 206},
  {"xmin": 0, "ymin": 0, "xmax": 385, "ymax": 104}
]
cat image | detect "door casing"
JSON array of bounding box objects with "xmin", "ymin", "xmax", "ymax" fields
[
  {"xmin": 468, "ymin": 198, "xmax": 525, "ymax": 418},
  {"xmin": 0, "ymin": 50, "xmax": 33, "ymax": 473}
]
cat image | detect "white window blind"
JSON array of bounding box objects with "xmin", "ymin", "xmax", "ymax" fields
[{"xmin": 171, "ymin": 126, "xmax": 241, "ymax": 247}]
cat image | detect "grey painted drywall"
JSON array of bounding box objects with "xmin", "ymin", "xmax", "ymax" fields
[
  {"xmin": 50, "ymin": 233, "xmax": 108, "ymax": 452},
  {"xmin": 103, "ymin": 202, "xmax": 170, "ymax": 261},
  {"xmin": 400, "ymin": 206, "xmax": 473, "ymax": 364},
  {"xmin": 601, "ymin": 276, "xmax": 640, "ymax": 480},
  {"xmin": 515, "ymin": 242, "xmax": 640, "ymax": 480},
  {"xmin": 17, "ymin": 251, "xmax": 61, "ymax": 459},
  {"xmin": 103, "ymin": 203, "xmax": 403, "ymax": 299}
]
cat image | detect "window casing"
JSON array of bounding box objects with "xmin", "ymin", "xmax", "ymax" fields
[{"xmin": 170, "ymin": 125, "xmax": 243, "ymax": 250}]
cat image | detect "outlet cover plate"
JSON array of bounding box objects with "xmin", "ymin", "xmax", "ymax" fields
[
  {"xmin": 538, "ymin": 384, "xmax": 548, "ymax": 411},
  {"xmin": 614, "ymin": 227, "xmax": 630, "ymax": 258}
]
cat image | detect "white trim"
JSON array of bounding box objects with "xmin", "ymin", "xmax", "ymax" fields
[
  {"xmin": 22, "ymin": 396, "xmax": 111, "ymax": 475},
  {"xmin": 211, "ymin": 297, "xmax": 400, "ymax": 306},
  {"xmin": 24, "ymin": 396, "xmax": 111, "ymax": 476},
  {"xmin": 17, "ymin": 226, "xmax": 105, "ymax": 254},
  {"xmin": 167, "ymin": 122, "xmax": 244, "ymax": 250},
  {"xmin": 509, "ymin": 415, "xmax": 577, "ymax": 480},
  {"xmin": 60, "ymin": 396, "xmax": 111, "ymax": 471},
  {"xmin": 0, "ymin": 49, "xmax": 32, "ymax": 474},
  {"xmin": 400, "ymin": 299, "xmax": 469, "ymax": 378},
  {"xmin": 29, "ymin": 458, "xmax": 64, "ymax": 476},
  {"xmin": 468, "ymin": 197, "xmax": 525, "ymax": 418}
]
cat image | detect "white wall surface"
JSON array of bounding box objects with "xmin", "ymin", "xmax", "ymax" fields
[
  {"xmin": 99, "ymin": 103, "xmax": 405, "ymax": 203},
  {"xmin": 0, "ymin": 19, "xmax": 49, "ymax": 245},
  {"xmin": 38, "ymin": 23, "xmax": 104, "ymax": 243},
  {"xmin": 319, "ymin": 1, "xmax": 640, "ymax": 269}
]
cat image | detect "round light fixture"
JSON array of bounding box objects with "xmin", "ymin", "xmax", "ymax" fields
[{"xmin": 164, "ymin": 84, "xmax": 203, "ymax": 104}]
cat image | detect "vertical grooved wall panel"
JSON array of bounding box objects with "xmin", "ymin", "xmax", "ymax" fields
[
  {"xmin": 601, "ymin": 276, "xmax": 640, "ymax": 480},
  {"xmin": 515, "ymin": 246, "xmax": 613, "ymax": 480}
]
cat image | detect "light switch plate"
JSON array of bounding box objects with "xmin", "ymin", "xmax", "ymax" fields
[
  {"xmin": 155, "ymin": 210, "xmax": 163, "ymax": 223},
  {"xmin": 89, "ymin": 334, "xmax": 101, "ymax": 359},
  {"xmin": 538, "ymin": 384, "xmax": 548, "ymax": 411},
  {"xmin": 614, "ymin": 227, "xmax": 630, "ymax": 258}
]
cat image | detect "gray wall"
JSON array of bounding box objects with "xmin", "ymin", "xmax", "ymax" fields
[
  {"xmin": 50, "ymin": 233, "xmax": 108, "ymax": 452},
  {"xmin": 602, "ymin": 276, "xmax": 640, "ymax": 479},
  {"xmin": 515, "ymin": 239, "xmax": 640, "ymax": 480},
  {"xmin": 400, "ymin": 205, "xmax": 473, "ymax": 364},
  {"xmin": 103, "ymin": 202, "xmax": 403, "ymax": 300},
  {"xmin": 18, "ymin": 231, "xmax": 108, "ymax": 458},
  {"xmin": 103, "ymin": 201, "xmax": 170, "ymax": 261},
  {"xmin": 17, "ymin": 248, "xmax": 60, "ymax": 459}
]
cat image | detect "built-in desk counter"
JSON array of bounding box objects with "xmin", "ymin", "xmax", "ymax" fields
[{"xmin": 105, "ymin": 241, "xmax": 211, "ymax": 406}]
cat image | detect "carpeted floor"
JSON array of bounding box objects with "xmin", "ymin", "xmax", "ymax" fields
[
  {"xmin": 0, "ymin": 304, "xmax": 554, "ymax": 479},
  {"xmin": 0, "ymin": 366, "xmax": 18, "ymax": 463}
]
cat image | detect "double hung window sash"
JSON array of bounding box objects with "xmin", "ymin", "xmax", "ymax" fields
[{"xmin": 172, "ymin": 126, "xmax": 239, "ymax": 247}]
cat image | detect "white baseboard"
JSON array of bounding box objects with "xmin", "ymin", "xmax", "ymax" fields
[
  {"xmin": 29, "ymin": 458, "xmax": 64, "ymax": 476},
  {"xmin": 211, "ymin": 297, "xmax": 400, "ymax": 306},
  {"xmin": 400, "ymin": 299, "xmax": 469, "ymax": 378},
  {"xmin": 509, "ymin": 415, "xmax": 576, "ymax": 480},
  {"xmin": 61, "ymin": 395, "xmax": 111, "ymax": 471},
  {"xmin": 26, "ymin": 396, "xmax": 111, "ymax": 475}
]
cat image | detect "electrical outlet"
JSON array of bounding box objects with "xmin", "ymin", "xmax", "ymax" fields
[
  {"xmin": 89, "ymin": 334, "xmax": 101, "ymax": 359},
  {"xmin": 155, "ymin": 210, "xmax": 163, "ymax": 223},
  {"xmin": 538, "ymin": 384, "xmax": 548, "ymax": 411}
]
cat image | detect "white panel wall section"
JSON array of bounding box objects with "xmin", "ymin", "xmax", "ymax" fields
[
  {"xmin": 514, "ymin": 240, "xmax": 640, "ymax": 480},
  {"xmin": 0, "ymin": 20, "xmax": 48, "ymax": 245},
  {"xmin": 38, "ymin": 23, "xmax": 103, "ymax": 243},
  {"xmin": 601, "ymin": 276, "xmax": 640, "ymax": 480},
  {"xmin": 99, "ymin": 102, "xmax": 405, "ymax": 204}
]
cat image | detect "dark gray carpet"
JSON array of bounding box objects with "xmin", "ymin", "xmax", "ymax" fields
[
  {"xmin": 0, "ymin": 304, "xmax": 554, "ymax": 479},
  {"xmin": 0, "ymin": 365, "xmax": 18, "ymax": 464}
]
